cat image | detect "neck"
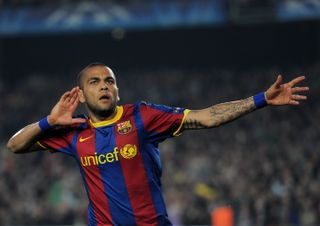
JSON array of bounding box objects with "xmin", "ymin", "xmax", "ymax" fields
[{"xmin": 88, "ymin": 107, "xmax": 117, "ymax": 123}]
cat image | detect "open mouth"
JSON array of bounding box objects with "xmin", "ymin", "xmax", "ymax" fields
[{"xmin": 99, "ymin": 94, "xmax": 111, "ymax": 100}]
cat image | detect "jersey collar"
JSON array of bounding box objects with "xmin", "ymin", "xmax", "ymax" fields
[{"xmin": 89, "ymin": 106, "xmax": 123, "ymax": 128}]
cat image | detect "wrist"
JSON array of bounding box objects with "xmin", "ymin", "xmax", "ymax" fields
[
  {"xmin": 39, "ymin": 116, "xmax": 55, "ymax": 131},
  {"xmin": 253, "ymin": 92, "xmax": 268, "ymax": 109},
  {"xmin": 264, "ymin": 92, "xmax": 270, "ymax": 104},
  {"xmin": 47, "ymin": 115, "xmax": 56, "ymax": 126}
]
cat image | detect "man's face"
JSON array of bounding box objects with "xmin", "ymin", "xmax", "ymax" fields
[{"xmin": 79, "ymin": 66, "xmax": 119, "ymax": 117}]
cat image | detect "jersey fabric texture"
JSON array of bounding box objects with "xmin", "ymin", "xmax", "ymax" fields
[{"xmin": 38, "ymin": 101, "xmax": 189, "ymax": 226}]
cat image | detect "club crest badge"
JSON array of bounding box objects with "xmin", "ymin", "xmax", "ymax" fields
[
  {"xmin": 117, "ymin": 120, "xmax": 132, "ymax": 135},
  {"xmin": 120, "ymin": 144, "xmax": 137, "ymax": 159}
]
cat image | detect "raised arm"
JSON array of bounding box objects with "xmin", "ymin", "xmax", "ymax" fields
[
  {"xmin": 6, "ymin": 87, "xmax": 85, "ymax": 153},
  {"xmin": 183, "ymin": 75, "xmax": 309, "ymax": 130}
]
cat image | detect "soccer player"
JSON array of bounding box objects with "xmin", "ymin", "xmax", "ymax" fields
[{"xmin": 7, "ymin": 63, "xmax": 309, "ymax": 226}]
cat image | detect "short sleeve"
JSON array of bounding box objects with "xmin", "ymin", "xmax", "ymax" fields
[
  {"xmin": 37, "ymin": 127, "xmax": 76, "ymax": 156},
  {"xmin": 138, "ymin": 102, "xmax": 190, "ymax": 143}
]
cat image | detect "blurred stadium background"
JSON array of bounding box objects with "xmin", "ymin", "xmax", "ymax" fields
[{"xmin": 0, "ymin": 0, "xmax": 319, "ymax": 225}]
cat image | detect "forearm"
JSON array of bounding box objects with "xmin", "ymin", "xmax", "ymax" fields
[
  {"xmin": 184, "ymin": 96, "xmax": 257, "ymax": 129},
  {"xmin": 6, "ymin": 122, "xmax": 43, "ymax": 153}
]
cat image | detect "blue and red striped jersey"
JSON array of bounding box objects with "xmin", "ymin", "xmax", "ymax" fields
[{"xmin": 38, "ymin": 101, "xmax": 189, "ymax": 226}]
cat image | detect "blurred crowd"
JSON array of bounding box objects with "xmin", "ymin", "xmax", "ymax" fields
[
  {"xmin": 0, "ymin": 0, "xmax": 120, "ymax": 7},
  {"xmin": 0, "ymin": 63, "xmax": 319, "ymax": 225},
  {"xmin": 0, "ymin": 0, "xmax": 276, "ymax": 8}
]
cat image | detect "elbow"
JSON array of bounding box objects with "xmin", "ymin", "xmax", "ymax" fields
[
  {"xmin": 6, "ymin": 139, "xmax": 21, "ymax": 153},
  {"xmin": 203, "ymin": 119, "xmax": 221, "ymax": 129},
  {"xmin": 209, "ymin": 121, "xmax": 223, "ymax": 128}
]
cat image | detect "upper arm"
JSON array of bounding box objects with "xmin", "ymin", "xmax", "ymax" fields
[
  {"xmin": 183, "ymin": 110, "xmax": 209, "ymax": 130},
  {"xmin": 7, "ymin": 122, "xmax": 76, "ymax": 155},
  {"xmin": 13, "ymin": 142, "xmax": 49, "ymax": 154},
  {"xmin": 37, "ymin": 128, "xmax": 75, "ymax": 156},
  {"xmin": 6, "ymin": 122, "xmax": 51, "ymax": 154}
]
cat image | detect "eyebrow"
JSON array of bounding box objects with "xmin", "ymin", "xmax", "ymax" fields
[
  {"xmin": 88, "ymin": 76, "xmax": 100, "ymax": 81},
  {"xmin": 87, "ymin": 75, "xmax": 115, "ymax": 81}
]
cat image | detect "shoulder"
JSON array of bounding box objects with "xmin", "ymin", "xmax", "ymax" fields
[
  {"xmin": 137, "ymin": 101, "xmax": 185, "ymax": 114},
  {"xmin": 120, "ymin": 102, "xmax": 156, "ymax": 115},
  {"xmin": 135, "ymin": 101, "xmax": 165, "ymax": 110}
]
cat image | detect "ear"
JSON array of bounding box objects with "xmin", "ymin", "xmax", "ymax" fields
[
  {"xmin": 79, "ymin": 89, "xmax": 86, "ymax": 103},
  {"xmin": 117, "ymin": 88, "xmax": 120, "ymax": 101}
]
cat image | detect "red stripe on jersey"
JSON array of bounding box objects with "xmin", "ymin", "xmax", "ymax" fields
[
  {"xmin": 115, "ymin": 106, "xmax": 158, "ymax": 226},
  {"xmin": 39, "ymin": 129, "xmax": 75, "ymax": 150},
  {"xmin": 76, "ymin": 128, "xmax": 113, "ymax": 225},
  {"xmin": 139, "ymin": 104, "xmax": 182, "ymax": 134}
]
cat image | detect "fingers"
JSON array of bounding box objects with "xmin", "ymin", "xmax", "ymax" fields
[
  {"xmin": 289, "ymin": 94, "xmax": 307, "ymax": 106},
  {"xmin": 62, "ymin": 87, "xmax": 80, "ymax": 105},
  {"xmin": 291, "ymin": 86, "xmax": 309, "ymax": 93},
  {"xmin": 274, "ymin": 74, "xmax": 283, "ymax": 88},
  {"xmin": 289, "ymin": 100, "xmax": 300, "ymax": 105},
  {"xmin": 290, "ymin": 81, "xmax": 309, "ymax": 106},
  {"xmin": 70, "ymin": 88, "xmax": 80, "ymax": 105},
  {"xmin": 288, "ymin": 76, "xmax": 306, "ymax": 87},
  {"xmin": 60, "ymin": 91, "xmax": 71, "ymax": 103},
  {"xmin": 71, "ymin": 118, "xmax": 87, "ymax": 124},
  {"xmin": 292, "ymin": 94, "xmax": 307, "ymax": 101}
]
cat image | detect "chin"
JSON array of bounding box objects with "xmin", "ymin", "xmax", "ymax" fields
[
  {"xmin": 87, "ymin": 102, "xmax": 117, "ymax": 118},
  {"xmin": 96, "ymin": 109, "xmax": 115, "ymax": 118},
  {"xmin": 97, "ymin": 104, "xmax": 117, "ymax": 117}
]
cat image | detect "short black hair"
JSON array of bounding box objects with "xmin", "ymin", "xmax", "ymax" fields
[{"xmin": 77, "ymin": 62, "xmax": 107, "ymax": 88}]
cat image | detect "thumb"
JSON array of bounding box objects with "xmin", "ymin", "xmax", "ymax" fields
[
  {"xmin": 71, "ymin": 118, "xmax": 87, "ymax": 124},
  {"xmin": 274, "ymin": 74, "xmax": 282, "ymax": 88}
]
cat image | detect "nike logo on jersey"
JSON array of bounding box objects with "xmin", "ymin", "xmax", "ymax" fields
[{"xmin": 79, "ymin": 135, "xmax": 93, "ymax": 142}]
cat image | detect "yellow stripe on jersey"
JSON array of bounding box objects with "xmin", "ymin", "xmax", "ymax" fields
[
  {"xmin": 173, "ymin": 109, "xmax": 190, "ymax": 137},
  {"xmin": 90, "ymin": 106, "xmax": 124, "ymax": 128}
]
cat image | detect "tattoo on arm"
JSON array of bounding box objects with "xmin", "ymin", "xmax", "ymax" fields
[
  {"xmin": 184, "ymin": 97, "xmax": 256, "ymax": 130},
  {"xmin": 183, "ymin": 119, "xmax": 205, "ymax": 129},
  {"xmin": 209, "ymin": 97, "xmax": 255, "ymax": 127}
]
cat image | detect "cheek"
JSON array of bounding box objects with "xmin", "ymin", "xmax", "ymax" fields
[
  {"xmin": 113, "ymin": 88, "xmax": 119, "ymax": 100},
  {"xmin": 82, "ymin": 90, "xmax": 96, "ymax": 103}
]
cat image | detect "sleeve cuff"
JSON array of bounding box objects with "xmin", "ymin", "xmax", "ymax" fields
[
  {"xmin": 173, "ymin": 109, "xmax": 190, "ymax": 137},
  {"xmin": 36, "ymin": 141, "xmax": 55, "ymax": 153}
]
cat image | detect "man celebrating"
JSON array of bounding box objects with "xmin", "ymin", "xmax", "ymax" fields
[{"xmin": 7, "ymin": 63, "xmax": 309, "ymax": 225}]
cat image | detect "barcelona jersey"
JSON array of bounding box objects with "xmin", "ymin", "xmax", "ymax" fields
[{"xmin": 38, "ymin": 101, "xmax": 189, "ymax": 226}]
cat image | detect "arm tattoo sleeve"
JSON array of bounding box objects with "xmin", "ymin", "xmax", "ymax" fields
[
  {"xmin": 208, "ymin": 97, "xmax": 255, "ymax": 127},
  {"xmin": 183, "ymin": 119, "xmax": 205, "ymax": 129},
  {"xmin": 184, "ymin": 97, "xmax": 256, "ymax": 130}
]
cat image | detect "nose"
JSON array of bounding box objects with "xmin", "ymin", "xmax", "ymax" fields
[{"xmin": 100, "ymin": 81, "xmax": 109, "ymax": 90}]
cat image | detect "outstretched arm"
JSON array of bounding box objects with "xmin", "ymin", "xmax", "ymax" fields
[
  {"xmin": 6, "ymin": 87, "xmax": 85, "ymax": 153},
  {"xmin": 183, "ymin": 75, "xmax": 309, "ymax": 130}
]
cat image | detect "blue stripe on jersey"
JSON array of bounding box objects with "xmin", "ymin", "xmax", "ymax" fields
[
  {"xmin": 134, "ymin": 103, "xmax": 173, "ymax": 225},
  {"xmin": 87, "ymin": 202, "xmax": 97, "ymax": 226},
  {"xmin": 95, "ymin": 126, "xmax": 136, "ymax": 225},
  {"xmin": 141, "ymin": 101, "xmax": 185, "ymax": 114},
  {"xmin": 56, "ymin": 147, "xmax": 73, "ymax": 156},
  {"xmin": 72, "ymin": 130, "xmax": 98, "ymax": 226},
  {"xmin": 55, "ymin": 128, "xmax": 81, "ymax": 156}
]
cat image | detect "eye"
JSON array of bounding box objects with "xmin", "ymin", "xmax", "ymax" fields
[
  {"xmin": 89, "ymin": 80, "xmax": 99, "ymax": 85},
  {"xmin": 107, "ymin": 79, "xmax": 115, "ymax": 85}
]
